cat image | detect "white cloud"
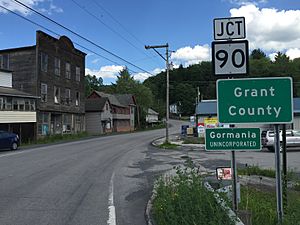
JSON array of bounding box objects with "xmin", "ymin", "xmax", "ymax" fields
[
  {"xmin": 85, "ymin": 65, "xmax": 124, "ymax": 79},
  {"xmin": 226, "ymin": 0, "xmax": 268, "ymax": 6},
  {"xmin": 0, "ymin": 0, "xmax": 62, "ymax": 15},
  {"xmin": 170, "ymin": 44, "xmax": 211, "ymax": 67},
  {"xmin": 268, "ymin": 52, "xmax": 277, "ymax": 61},
  {"xmin": 132, "ymin": 68, "xmax": 163, "ymax": 82},
  {"xmin": 230, "ymin": 4, "xmax": 300, "ymax": 53},
  {"xmin": 286, "ymin": 48, "xmax": 300, "ymax": 60}
]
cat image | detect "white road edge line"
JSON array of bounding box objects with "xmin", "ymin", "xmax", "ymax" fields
[{"xmin": 107, "ymin": 172, "xmax": 116, "ymax": 225}]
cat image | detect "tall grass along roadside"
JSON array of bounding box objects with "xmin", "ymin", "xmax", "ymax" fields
[{"xmin": 152, "ymin": 167, "xmax": 235, "ymax": 225}]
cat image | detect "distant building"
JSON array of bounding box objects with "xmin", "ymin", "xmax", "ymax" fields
[
  {"xmin": 0, "ymin": 69, "xmax": 38, "ymax": 142},
  {"xmin": 0, "ymin": 31, "xmax": 86, "ymax": 138},
  {"xmin": 170, "ymin": 102, "xmax": 181, "ymax": 118},
  {"xmin": 85, "ymin": 97, "xmax": 112, "ymax": 135},
  {"xmin": 146, "ymin": 108, "xmax": 159, "ymax": 124},
  {"xmin": 87, "ymin": 91, "xmax": 136, "ymax": 132}
]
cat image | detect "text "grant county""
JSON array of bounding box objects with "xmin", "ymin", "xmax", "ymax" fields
[{"xmin": 228, "ymin": 87, "xmax": 281, "ymax": 118}]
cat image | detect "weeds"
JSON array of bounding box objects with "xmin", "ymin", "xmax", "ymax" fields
[
  {"xmin": 152, "ymin": 165, "xmax": 235, "ymax": 225},
  {"xmin": 159, "ymin": 141, "xmax": 179, "ymax": 149}
]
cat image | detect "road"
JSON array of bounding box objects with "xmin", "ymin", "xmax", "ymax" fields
[
  {"xmin": 0, "ymin": 120, "xmax": 183, "ymax": 225},
  {"xmin": 0, "ymin": 120, "xmax": 299, "ymax": 225}
]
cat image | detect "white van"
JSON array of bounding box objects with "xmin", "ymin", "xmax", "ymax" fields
[{"xmin": 264, "ymin": 130, "xmax": 300, "ymax": 151}]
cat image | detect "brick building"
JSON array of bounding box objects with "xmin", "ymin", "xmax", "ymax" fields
[{"xmin": 0, "ymin": 31, "xmax": 86, "ymax": 138}]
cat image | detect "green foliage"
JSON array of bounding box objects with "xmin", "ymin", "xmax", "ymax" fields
[
  {"xmin": 24, "ymin": 132, "xmax": 89, "ymax": 145},
  {"xmin": 238, "ymin": 165, "xmax": 276, "ymax": 178},
  {"xmin": 239, "ymin": 186, "xmax": 300, "ymax": 225},
  {"xmin": 152, "ymin": 166, "xmax": 235, "ymax": 225},
  {"xmin": 111, "ymin": 68, "xmax": 154, "ymax": 128},
  {"xmin": 182, "ymin": 136, "xmax": 205, "ymax": 144},
  {"xmin": 144, "ymin": 49, "xmax": 300, "ymax": 117},
  {"xmin": 85, "ymin": 74, "xmax": 103, "ymax": 96},
  {"xmin": 238, "ymin": 165, "xmax": 298, "ymax": 181},
  {"xmin": 159, "ymin": 141, "xmax": 179, "ymax": 149}
]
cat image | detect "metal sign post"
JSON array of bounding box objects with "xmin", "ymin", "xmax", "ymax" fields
[
  {"xmin": 274, "ymin": 125, "xmax": 283, "ymax": 223},
  {"xmin": 212, "ymin": 17, "xmax": 247, "ymax": 213}
]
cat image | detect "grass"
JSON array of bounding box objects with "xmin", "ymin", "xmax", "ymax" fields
[
  {"xmin": 24, "ymin": 132, "xmax": 90, "ymax": 146},
  {"xmin": 152, "ymin": 166, "xmax": 235, "ymax": 225},
  {"xmin": 159, "ymin": 141, "xmax": 179, "ymax": 149},
  {"xmin": 238, "ymin": 165, "xmax": 298, "ymax": 181},
  {"xmin": 239, "ymin": 185, "xmax": 300, "ymax": 225},
  {"xmin": 182, "ymin": 136, "xmax": 205, "ymax": 144}
]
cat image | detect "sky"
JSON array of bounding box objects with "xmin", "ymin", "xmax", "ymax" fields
[{"xmin": 0, "ymin": 0, "xmax": 300, "ymax": 84}]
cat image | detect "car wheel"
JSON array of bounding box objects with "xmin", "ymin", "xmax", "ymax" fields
[
  {"xmin": 267, "ymin": 146, "xmax": 274, "ymax": 152},
  {"xmin": 11, "ymin": 142, "xmax": 18, "ymax": 150}
]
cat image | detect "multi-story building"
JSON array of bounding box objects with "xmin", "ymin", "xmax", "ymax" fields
[
  {"xmin": 0, "ymin": 69, "xmax": 37, "ymax": 143},
  {"xmin": 0, "ymin": 31, "xmax": 86, "ymax": 138}
]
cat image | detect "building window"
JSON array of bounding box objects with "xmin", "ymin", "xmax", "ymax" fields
[
  {"xmin": 38, "ymin": 112, "xmax": 49, "ymax": 135},
  {"xmin": 106, "ymin": 103, "xmax": 108, "ymax": 111},
  {"xmin": 76, "ymin": 66, "xmax": 80, "ymax": 81},
  {"xmin": 41, "ymin": 52, "xmax": 48, "ymax": 72},
  {"xmin": 63, "ymin": 114, "xmax": 72, "ymax": 133},
  {"xmin": 41, "ymin": 83, "xmax": 47, "ymax": 102},
  {"xmin": 65, "ymin": 88, "xmax": 71, "ymax": 105},
  {"xmin": 18, "ymin": 99, "xmax": 25, "ymax": 111},
  {"xmin": 30, "ymin": 99, "xmax": 35, "ymax": 111},
  {"xmin": 75, "ymin": 92, "xmax": 80, "ymax": 106},
  {"xmin": 4, "ymin": 97, "xmax": 12, "ymax": 110},
  {"xmin": 66, "ymin": 62, "xmax": 71, "ymax": 79},
  {"xmin": 54, "ymin": 57, "xmax": 60, "ymax": 76},
  {"xmin": 0, "ymin": 54, "xmax": 9, "ymax": 70},
  {"xmin": 54, "ymin": 86, "xmax": 60, "ymax": 104}
]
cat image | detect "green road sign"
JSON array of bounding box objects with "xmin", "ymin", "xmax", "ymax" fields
[
  {"xmin": 217, "ymin": 77, "xmax": 293, "ymax": 124},
  {"xmin": 205, "ymin": 128, "xmax": 261, "ymax": 151}
]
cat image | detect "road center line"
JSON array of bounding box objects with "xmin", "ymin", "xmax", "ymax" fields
[{"xmin": 107, "ymin": 173, "xmax": 116, "ymax": 225}]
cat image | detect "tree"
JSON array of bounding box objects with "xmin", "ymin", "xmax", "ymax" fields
[
  {"xmin": 85, "ymin": 74, "xmax": 103, "ymax": 96},
  {"xmin": 250, "ymin": 48, "xmax": 267, "ymax": 60},
  {"xmin": 112, "ymin": 68, "xmax": 154, "ymax": 127}
]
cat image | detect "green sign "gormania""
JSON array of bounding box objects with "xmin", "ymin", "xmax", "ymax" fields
[{"xmin": 205, "ymin": 128, "xmax": 261, "ymax": 151}]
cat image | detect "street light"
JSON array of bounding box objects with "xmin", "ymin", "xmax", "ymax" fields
[{"xmin": 145, "ymin": 43, "xmax": 170, "ymax": 143}]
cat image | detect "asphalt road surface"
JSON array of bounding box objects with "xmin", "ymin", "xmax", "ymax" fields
[
  {"xmin": 0, "ymin": 120, "xmax": 184, "ymax": 225},
  {"xmin": 0, "ymin": 120, "xmax": 299, "ymax": 225}
]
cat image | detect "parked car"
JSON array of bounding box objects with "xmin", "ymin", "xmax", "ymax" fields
[
  {"xmin": 263, "ymin": 129, "xmax": 300, "ymax": 151},
  {"xmin": 0, "ymin": 130, "xmax": 19, "ymax": 150}
]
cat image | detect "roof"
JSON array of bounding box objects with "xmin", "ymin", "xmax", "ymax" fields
[
  {"xmin": 93, "ymin": 91, "xmax": 126, "ymax": 108},
  {"xmin": 293, "ymin": 98, "xmax": 300, "ymax": 113},
  {"xmin": 114, "ymin": 94, "xmax": 136, "ymax": 106},
  {"xmin": 195, "ymin": 100, "xmax": 217, "ymax": 115},
  {"xmin": 148, "ymin": 108, "xmax": 159, "ymax": 115},
  {"xmin": 85, "ymin": 97, "xmax": 109, "ymax": 112},
  {"xmin": 195, "ymin": 98, "xmax": 300, "ymax": 115},
  {"xmin": 0, "ymin": 86, "xmax": 38, "ymax": 99}
]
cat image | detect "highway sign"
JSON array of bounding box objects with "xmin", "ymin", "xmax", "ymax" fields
[
  {"xmin": 212, "ymin": 40, "xmax": 249, "ymax": 76},
  {"xmin": 214, "ymin": 17, "xmax": 245, "ymax": 40},
  {"xmin": 205, "ymin": 128, "xmax": 261, "ymax": 151},
  {"xmin": 217, "ymin": 77, "xmax": 293, "ymax": 124}
]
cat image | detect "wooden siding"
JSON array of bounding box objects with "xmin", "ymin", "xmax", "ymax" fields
[
  {"xmin": 0, "ymin": 111, "xmax": 36, "ymax": 123},
  {"xmin": 86, "ymin": 112, "xmax": 102, "ymax": 134}
]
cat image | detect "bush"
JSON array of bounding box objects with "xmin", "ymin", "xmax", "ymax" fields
[{"xmin": 152, "ymin": 166, "xmax": 235, "ymax": 225}]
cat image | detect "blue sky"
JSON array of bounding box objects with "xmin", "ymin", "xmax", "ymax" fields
[{"xmin": 1, "ymin": 0, "xmax": 300, "ymax": 84}]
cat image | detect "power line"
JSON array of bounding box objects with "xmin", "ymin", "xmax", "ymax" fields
[
  {"xmin": 90, "ymin": 0, "xmax": 161, "ymax": 63},
  {"xmin": 0, "ymin": 4, "xmax": 145, "ymax": 77},
  {"xmin": 11, "ymin": 0, "xmax": 153, "ymax": 76},
  {"xmin": 70, "ymin": 0, "xmax": 152, "ymax": 60}
]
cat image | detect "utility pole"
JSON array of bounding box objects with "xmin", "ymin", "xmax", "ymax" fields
[{"xmin": 145, "ymin": 44, "xmax": 170, "ymax": 143}]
